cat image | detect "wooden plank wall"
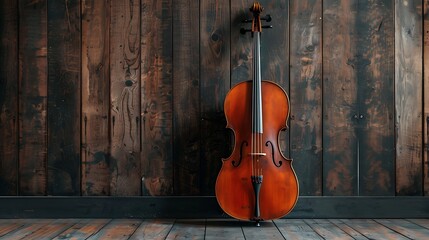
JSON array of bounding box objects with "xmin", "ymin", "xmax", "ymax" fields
[{"xmin": 0, "ymin": 0, "xmax": 428, "ymax": 197}]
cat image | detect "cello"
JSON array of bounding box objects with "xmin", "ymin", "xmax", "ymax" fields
[{"xmin": 215, "ymin": 2, "xmax": 299, "ymax": 226}]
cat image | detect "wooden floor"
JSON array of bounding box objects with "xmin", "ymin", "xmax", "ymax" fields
[{"xmin": 0, "ymin": 219, "xmax": 428, "ymax": 239}]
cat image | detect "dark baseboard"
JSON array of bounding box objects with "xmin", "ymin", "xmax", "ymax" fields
[{"xmin": 0, "ymin": 196, "xmax": 428, "ymax": 219}]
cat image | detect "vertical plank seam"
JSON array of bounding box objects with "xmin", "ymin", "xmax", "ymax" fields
[
  {"xmin": 138, "ymin": 0, "xmax": 143, "ymax": 196},
  {"xmin": 107, "ymin": 0, "xmax": 112, "ymax": 195},
  {"xmin": 45, "ymin": 0, "xmax": 49, "ymax": 196},
  {"xmin": 199, "ymin": 0, "xmax": 202, "ymax": 194},
  {"xmin": 320, "ymin": 0, "xmax": 324, "ymax": 197},
  {"xmin": 171, "ymin": 0, "xmax": 175, "ymax": 195},
  {"xmin": 78, "ymin": 0, "xmax": 85, "ymax": 196},
  {"xmin": 16, "ymin": 0, "xmax": 21, "ymax": 196},
  {"xmin": 422, "ymin": 0, "xmax": 424, "ymax": 197},
  {"xmin": 393, "ymin": 0, "xmax": 397, "ymax": 196}
]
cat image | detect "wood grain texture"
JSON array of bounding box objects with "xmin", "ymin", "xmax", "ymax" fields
[
  {"xmin": 52, "ymin": 219, "xmax": 110, "ymax": 240},
  {"xmin": 260, "ymin": 0, "xmax": 290, "ymax": 158},
  {"xmin": 230, "ymin": 1, "xmax": 291, "ymax": 157},
  {"xmin": 304, "ymin": 219, "xmax": 353, "ymax": 239},
  {"xmin": 0, "ymin": 220, "xmax": 25, "ymax": 237},
  {"xmin": 165, "ymin": 219, "xmax": 206, "ymax": 240},
  {"xmin": 395, "ymin": 0, "xmax": 423, "ymax": 196},
  {"xmin": 407, "ymin": 219, "xmax": 429, "ymax": 228},
  {"xmin": 129, "ymin": 219, "xmax": 174, "ymax": 240},
  {"xmin": 0, "ymin": 219, "xmax": 53, "ymax": 240},
  {"xmin": 200, "ymin": 0, "xmax": 230, "ymax": 195},
  {"xmin": 172, "ymin": 0, "xmax": 201, "ymax": 195},
  {"xmin": 81, "ymin": 0, "xmax": 111, "ymax": 196},
  {"xmin": 357, "ymin": 0, "xmax": 395, "ymax": 196},
  {"xmin": 0, "ymin": 0, "xmax": 18, "ymax": 195},
  {"xmin": 289, "ymin": 0, "xmax": 322, "ymax": 196},
  {"xmin": 205, "ymin": 220, "xmax": 244, "ymax": 240},
  {"xmin": 323, "ymin": 0, "xmax": 358, "ymax": 196},
  {"xmin": 86, "ymin": 219, "xmax": 140, "ymax": 240},
  {"xmin": 274, "ymin": 219, "xmax": 323, "ymax": 240},
  {"xmin": 230, "ymin": 0, "xmax": 252, "ymax": 86},
  {"xmin": 21, "ymin": 219, "xmax": 75, "ymax": 240},
  {"xmin": 47, "ymin": 0, "xmax": 81, "ymax": 195},
  {"xmin": 328, "ymin": 219, "xmax": 368, "ymax": 240},
  {"xmin": 424, "ymin": 0, "xmax": 429, "ymax": 196},
  {"xmin": 141, "ymin": 0, "xmax": 174, "ymax": 196},
  {"xmin": 341, "ymin": 219, "xmax": 409, "ymax": 240},
  {"xmin": 110, "ymin": 0, "xmax": 141, "ymax": 195},
  {"xmin": 18, "ymin": 0, "xmax": 48, "ymax": 196},
  {"xmin": 241, "ymin": 221, "xmax": 284, "ymax": 240},
  {"xmin": 375, "ymin": 219, "xmax": 429, "ymax": 239}
]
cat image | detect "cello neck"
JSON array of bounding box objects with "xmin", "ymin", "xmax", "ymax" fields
[{"xmin": 252, "ymin": 32, "xmax": 263, "ymax": 134}]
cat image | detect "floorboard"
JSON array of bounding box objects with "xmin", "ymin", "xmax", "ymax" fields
[
  {"xmin": 52, "ymin": 219, "xmax": 110, "ymax": 240},
  {"xmin": 0, "ymin": 218, "xmax": 427, "ymax": 239},
  {"xmin": 241, "ymin": 221, "xmax": 284, "ymax": 240},
  {"xmin": 164, "ymin": 219, "xmax": 206, "ymax": 240},
  {"xmin": 341, "ymin": 219, "xmax": 410, "ymax": 240},
  {"xmin": 274, "ymin": 219, "xmax": 323, "ymax": 240},
  {"xmin": 304, "ymin": 219, "xmax": 354, "ymax": 240},
  {"xmin": 128, "ymin": 219, "xmax": 174, "ymax": 240},
  {"xmin": 85, "ymin": 219, "xmax": 140, "ymax": 240},
  {"xmin": 375, "ymin": 219, "xmax": 429, "ymax": 239},
  {"xmin": 205, "ymin": 219, "xmax": 244, "ymax": 240}
]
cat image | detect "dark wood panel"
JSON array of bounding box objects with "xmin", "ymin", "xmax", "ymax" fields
[
  {"xmin": 230, "ymin": 1, "xmax": 252, "ymax": 86},
  {"xmin": 110, "ymin": 0, "xmax": 141, "ymax": 195},
  {"xmin": 260, "ymin": 0, "xmax": 290, "ymax": 157},
  {"xmin": 0, "ymin": 0, "xmax": 18, "ymax": 195},
  {"xmin": 395, "ymin": 0, "xmax": 423, "ymax": 195},
  {"xmin": 141, "ymin": 0, "xmax": 174, "ymax": 196},
  {"xmin": 357, "ymin": 0, "xmax": 395, "ymax": 196},
  {"xmin": 172, "ymin": 0, "xmax": 201, "ymax": 195},
  {"xmin": 18, "ymin": 0, "xmax": 48, "ymax": 196},
  {"xmin": 424, "ymin": 0, "xmax": 429, "ymax": 196},
  {"xmin": 1, "ymin": 196, "xmax": 429, "ymax": 219},
  {"xmin": 81, "ymin": 0, "xmax": 111, "ymax": 196},
  {"xmin": 199, "ymin": 0, "xmax": 230, "ymax": 195},
  {"xmin": 47, "ymin": 0, "xmax": 81, "ymax": 196},
  {"xmin": 289, "ymin": 0, "xmax": 323, "ymax": 196},
  {"xmin": 323, "ymin": 0, "xmax": 358, "ymax": 196}
]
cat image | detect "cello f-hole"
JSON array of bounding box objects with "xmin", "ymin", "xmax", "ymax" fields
[
  {"xmin": 232, "ymin": 141, "xmax": 248, "ymax": 167},
  {"xmin": 266, "ymin": 141, "xmax": 282, "ymax": 167}
]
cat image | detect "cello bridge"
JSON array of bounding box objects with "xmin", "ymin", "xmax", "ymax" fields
[{"xmin": 248, "ymin": 152, "xmax": 266, "ymax": 156}]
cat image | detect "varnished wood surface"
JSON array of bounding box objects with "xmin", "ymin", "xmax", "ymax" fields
[{"xmin": 0, "ymin": 219, "xmax": 428, "ymax": 239}]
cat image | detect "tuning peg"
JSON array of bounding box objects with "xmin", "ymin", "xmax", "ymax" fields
[
  {"xmin": 261, "ymin": 14, "xmax": 272, "ymax": 22},
  {"xmin": 240, "ymin": 28, "xmax": 251, "ymax": 35},
  {"xmin": 262, "ymin": 25, "xmax": 273, "ymax": 29}
]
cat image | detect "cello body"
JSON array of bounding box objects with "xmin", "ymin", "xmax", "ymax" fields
[{"xmin": 215, "ymin": 2, "xmax": 298, "ymax": 223}]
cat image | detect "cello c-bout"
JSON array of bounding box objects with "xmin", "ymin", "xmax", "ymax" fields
[{"xmin": 215, "ymin": 2, "xmax": 298, "ymax": 225}]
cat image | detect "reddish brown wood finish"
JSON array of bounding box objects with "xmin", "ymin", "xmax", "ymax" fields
[{"xmin": 215, "ymin": 81, "xmax": 298, "ymax": 221}]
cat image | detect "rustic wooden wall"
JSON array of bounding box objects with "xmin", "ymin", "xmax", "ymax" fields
[{"xmin": 0, "ymin": 0, "xmax": 428, "ymax": 196}]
